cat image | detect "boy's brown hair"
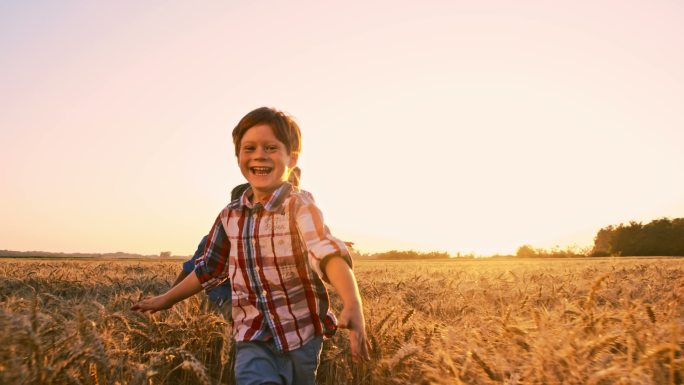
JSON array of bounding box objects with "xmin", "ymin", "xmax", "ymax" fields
[{"xmin": 232, "ymin": 107, "xmax": 302, "ymax": 157}]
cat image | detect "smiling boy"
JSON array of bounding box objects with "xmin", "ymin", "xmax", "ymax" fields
[{"xmin": 132, "ymin": 107, "xmax": 369, "ymax": 384}]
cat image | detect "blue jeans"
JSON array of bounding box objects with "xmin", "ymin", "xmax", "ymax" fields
[{"xmin": 234, "ymin": 336, "xmax": 323, "ymax": 385}]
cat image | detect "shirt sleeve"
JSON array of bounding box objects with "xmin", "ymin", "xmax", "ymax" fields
[
  {"xmin": 294, "ymin": 192, "xmax": 352, "ymax": 283},
  {"xmin": 193, "ymin": 211, "xmax": 231, "ymax": 290}
]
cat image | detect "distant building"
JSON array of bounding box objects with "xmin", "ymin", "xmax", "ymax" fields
[{"xmin": 159, "ymin": 251, "xmax": 172, "ymax": 258}]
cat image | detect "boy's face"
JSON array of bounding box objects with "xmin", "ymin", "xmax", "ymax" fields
[{"xmin": 238, "ymin": 123, "xmax": 298, "ymax": 202}]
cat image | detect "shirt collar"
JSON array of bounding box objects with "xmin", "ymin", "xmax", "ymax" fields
[{"xmin": 229, "ymin": 182, "xmax": 293, "ymax": 213}]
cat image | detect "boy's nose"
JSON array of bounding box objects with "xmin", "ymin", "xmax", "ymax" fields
[{"xmin": 253, "ymin": 146, "xmax": 267, "ymax": 158}]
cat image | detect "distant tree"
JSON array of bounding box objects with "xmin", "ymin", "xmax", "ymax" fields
[
  {"xmin": 516, "ymin": 245, "xmax": 537, "ymax": 258},
  {"xmin": 515, "ymin": 244, "xmax": 586, "ymax": 258},
  {"xmin": 613, "ymin": 221, "xmax": 644, "ymax": 255},
  {"xmin": 591, "ymin": 225, "xmax": 615, "ymax": 256}
]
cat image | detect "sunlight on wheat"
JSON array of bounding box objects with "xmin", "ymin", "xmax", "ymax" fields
[{"xmin": 1, "ymin": 258, "xmax": 682, "ymax": 384}]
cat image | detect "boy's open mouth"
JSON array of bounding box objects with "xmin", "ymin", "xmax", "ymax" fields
[{"xmin": 250, "ymin": 167, "xmax": 272, "ymax": 176}]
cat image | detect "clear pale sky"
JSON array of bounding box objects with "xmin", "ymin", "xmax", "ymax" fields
[{"xmin": 1, "ymin": 1, "xmax": 683, "ymax": 256}]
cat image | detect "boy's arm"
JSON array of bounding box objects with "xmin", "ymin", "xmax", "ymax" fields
[
  {"xmin": 172, "ymin": 270, "xmax": 190, "ymax": 287},
  {"xmin": 324, "ymin": 256, "xmax": 370, "ymax": 362},
  {"xmin": 294, "ymin": 192, "xmax": 369, "ymax": 361},
  {"xmin": 132, "ymin": 272, "xmax": 203, "ymax": 313},
  {"xmin": 132, "ymin": 214, "xmax": 230, "ymax": 313}
]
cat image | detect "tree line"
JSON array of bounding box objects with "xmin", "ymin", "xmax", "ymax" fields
[
  {"xmin": 515, "ymin": 217, "xmax": 684, "ymax": 258},
  {"xmin": 0, "ymin": 250, "xmax": 160, "ymax": 259},
  {"xmin": 591, "ymin": 217, "xmax": 684, "ymax": 257},
  {"xmin": 354, "ymin": 249, "xmax": 452, "ymax": 260},
  {"xmin": 356, "ymin": 217, "xmax": 684, "ymax": 260}
]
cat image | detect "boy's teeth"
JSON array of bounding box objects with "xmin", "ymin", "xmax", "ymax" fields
[{"xmin": 252, "ymin": 167, "xmax": 271, "ymax": 175}]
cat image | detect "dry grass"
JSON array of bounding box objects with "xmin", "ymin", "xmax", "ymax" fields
[{"xmin": 1, "ymin": 257, "xmax": 682, "ymax": 384}]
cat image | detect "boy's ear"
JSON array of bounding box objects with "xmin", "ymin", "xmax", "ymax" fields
[{"xmin": 288, "ymin": 152, "xmax": 299, "ymax": 168}]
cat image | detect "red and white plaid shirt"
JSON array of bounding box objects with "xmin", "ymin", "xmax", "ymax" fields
[{"xmin": 194, "ymin": 182, "xmax": 352, "ymax": 352}]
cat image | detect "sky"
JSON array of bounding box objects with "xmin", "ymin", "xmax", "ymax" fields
[{"xmin": 1, "ymin": 0, "xmax": 683, "ymax": 256}]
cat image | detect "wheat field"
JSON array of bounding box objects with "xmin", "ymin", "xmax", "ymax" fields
[{"xmin": 0, "ymin": 257, "xmax": 682, "ymax": 384}]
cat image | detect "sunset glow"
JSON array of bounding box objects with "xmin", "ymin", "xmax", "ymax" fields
[{"xmin": 1, "ymin": 1, "xmax": 683, "ymax": 256}]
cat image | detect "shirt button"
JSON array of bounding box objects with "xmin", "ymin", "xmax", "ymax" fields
[
  {"xmin": 261, "ymin": 290, "xmax": 267, "ymax": 296},
  {"xmin": 256, "ymin": 266, "xmax": 261, "ymax": 272}
]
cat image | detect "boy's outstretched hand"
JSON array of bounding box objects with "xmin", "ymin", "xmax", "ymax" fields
[
  {"xmin": 324, "ymin": 256, "xmax": 371, "ymax": 362},
  {"xmin": 338, "ymin": 304, "xmax": 371, "ymax": 362},
  {"xmin": 131, "ymin": 269, "xmax": 203, "ymax": 313},
  {"xmin": 131, "ymin": 294, "xmax": 172, "ymax": 314}
]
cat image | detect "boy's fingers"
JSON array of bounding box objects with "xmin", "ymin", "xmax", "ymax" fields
[
  {"xmin": 350, "ymin": 338, "xmax": 359, "ymax": 361},
  {"xmin": 350, "ymin": 331, "xmax": 370, "ymax": 362},
  {"xmin": 131, "ymin": 297, "xmax": 154, "ymax": 312},
  {"xmin": 359, "ymin": 335, "xmax": 370, "ymax": 361}
]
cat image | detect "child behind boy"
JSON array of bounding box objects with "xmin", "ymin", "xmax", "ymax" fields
[{"xmin": 132, "ymin": 107, "xmax": 368, "ymax": 385}]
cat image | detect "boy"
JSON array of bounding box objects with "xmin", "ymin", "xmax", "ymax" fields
[{"xmin": 133, "ymin": 107, "xmax": 369, "ymax": 384}]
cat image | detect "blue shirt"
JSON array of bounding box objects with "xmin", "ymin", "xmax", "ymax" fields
[{"xmin": 183, "ymin": 235, "xmax": 231, "ymax": 307}]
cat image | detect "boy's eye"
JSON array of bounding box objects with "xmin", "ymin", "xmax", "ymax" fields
[
  {"xmin": 266, "ymin": 145, "xmax": 278, "ymax": 152},
  {"xmin": 242, "ymin": 145, "xmax": 256, "ymax": 152}
]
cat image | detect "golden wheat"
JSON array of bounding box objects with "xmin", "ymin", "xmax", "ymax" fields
[{"xmin": 0, "ymin": 257, "xmax": 682, "ymax": 384}]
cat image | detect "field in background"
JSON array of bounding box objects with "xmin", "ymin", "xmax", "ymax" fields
[{"xmin": 1, "ymin": 257, "xmax": 682, "ymax": 384}]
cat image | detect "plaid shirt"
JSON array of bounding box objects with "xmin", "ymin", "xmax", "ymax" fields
[{"xmin": 194, "ymin": 182, "xmax": 352, "ymax": 352}]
